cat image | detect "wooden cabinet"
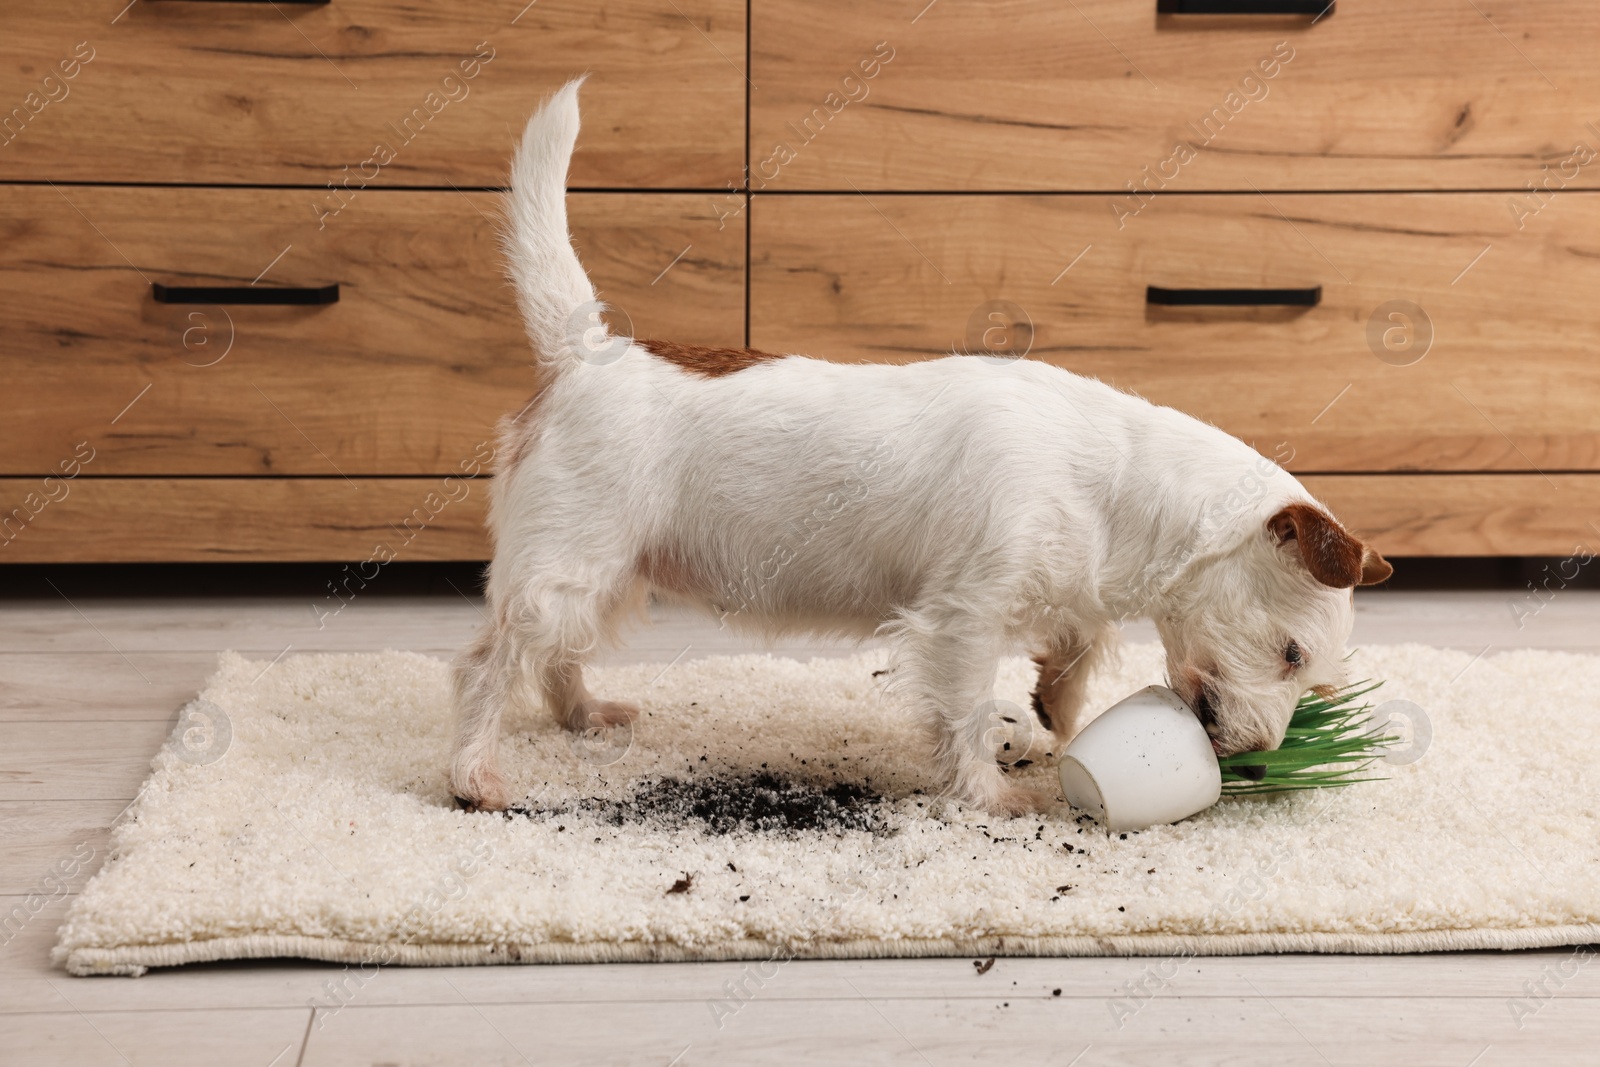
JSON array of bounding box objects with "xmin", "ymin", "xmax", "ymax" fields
[
  {"xmin": 742, "ymin": 0, "xmax": 1600, "ymax": 557},
  {"xmin": 0, "ymin": 1, "xmax": 746, "ymax": 562},
  {"xmin": 749, "ymin": 0, "xmax": 1600, "ymax": 191},
  {"xmin": 2, "ymin": 0, "xmax": 1594, "ymax": 560},
  {"xmin": 0, "ymin": 0, "xmax": 744, "ymax": 187}
]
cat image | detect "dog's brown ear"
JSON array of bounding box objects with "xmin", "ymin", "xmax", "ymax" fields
[
  {"xmin": 1268, "ymin": 503, "xmax": 1392, "ymax": 588},
  {"xmin": 1358, "ymin": 546, "xmax": 1394, "ymax": 586}
]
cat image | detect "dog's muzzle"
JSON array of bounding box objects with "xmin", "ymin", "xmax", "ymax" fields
[{"xmin": 1194, "ymin": 684, "xmax": 1268, "ymax": 776}]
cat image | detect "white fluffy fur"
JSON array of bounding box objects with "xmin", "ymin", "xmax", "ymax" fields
[{"xmin": 450, "ymin": 81, "xmax": 1387, "ymax": 816}]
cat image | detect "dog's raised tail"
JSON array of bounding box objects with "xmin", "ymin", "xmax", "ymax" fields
[{"xmin": 505, "ymin": 77, "xmax": 600, "ymax": 372}]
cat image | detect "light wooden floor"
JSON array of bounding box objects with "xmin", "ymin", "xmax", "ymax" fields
[{"xmin": 3, "ymin": 588, "xmax": 1598, "ymax": 1065}]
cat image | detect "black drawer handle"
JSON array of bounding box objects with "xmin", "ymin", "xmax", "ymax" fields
[
  {"xmin": 152, "ymin": 283, "xmax": 339, "ymax": 305},
  {"xmin": 1158, "ymin": 0, "xmax": 1332, "ymax": 13},
  {"xmin": 1147, "ymin": 286, "xmax": 1321, "ymax": 307}
]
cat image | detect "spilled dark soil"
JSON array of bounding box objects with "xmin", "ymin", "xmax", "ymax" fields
[{"xmin": 513, "ymin": 772, "xmax": 890, "ymax": 836}]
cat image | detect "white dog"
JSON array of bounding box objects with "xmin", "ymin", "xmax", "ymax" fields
[{"xmin": 449, "ymin": 81, "xmax": 1392, "ymax": 816}]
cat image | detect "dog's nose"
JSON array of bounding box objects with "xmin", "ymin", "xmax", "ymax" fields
[
  {"xmin": 1234, "ymin": 763, "xmax": 1268, "ymax": 781},
  {"xmin": 1193, "ymin": 687, "xmax": 1216, "ymax": 728}
]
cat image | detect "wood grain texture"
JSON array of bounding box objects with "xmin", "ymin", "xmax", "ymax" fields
[
  {"xmin": 0, "ymin": 893, "xmax": 81, "ymax": 983},
  {"xmin": 750, "ymin": 0, "xmax": 1600, "ymax": 191},
  {"xmin": 1302, "ymin": 474, "xmax": 1600, "ymax": 557},
  {"xmin": 0, "ymin": 478, "xmax": 491, "ymax": 563},
  {"xmin": 300, "ymin": 997, "xmax": 1599, "ymax": 1067},
  {"xmin": 0, "ymin": 721, "xmax": 170, "ymax": 801},
  {"xmin": 0, "ymin": 800, "xmax": 119, "ymax": 893},
  {"xmin": 0, "ymin": 1007, "xmax": 312, "ymax": 1067},
  {"xmin": 0, "ymin": 654, "xmax": 227, "ymax": 721},
  {"xmin": 749, "ymin": 191, "xmax": 1600, "ymax": 473},
  {"xmin": 0, "ymin": 936, "xmax": 1587, "ymax": 1011},
  {"xmin": 0, "ymin": 0, "xmax": 744, "ymax": 187},
  {"xmin": 0, "ymin": 186, "xmax": 744, "ymax": 476}
]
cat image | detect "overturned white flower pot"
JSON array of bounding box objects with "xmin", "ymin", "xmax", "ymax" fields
[{"xmin": 1058, "ymin": 685, "xmax": 1221, "ymax": 832}]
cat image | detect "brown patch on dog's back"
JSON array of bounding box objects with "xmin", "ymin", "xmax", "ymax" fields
[
  {"xmin": 639, "ymin": 338, "xmax": 785, "ymax": 378},
  {"xmin": 498, "ymin": 342, "xmax": 782, "ymax": 470}
]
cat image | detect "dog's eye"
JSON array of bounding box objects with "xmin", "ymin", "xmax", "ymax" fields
[{"xmin": 1284, "ymin": 640, "xmax": 1303, "ymax": 667}]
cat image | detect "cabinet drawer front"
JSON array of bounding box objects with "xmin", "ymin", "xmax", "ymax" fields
[
  {"xmin": 751, "ymin": 0, "xmax": 1599, "ymax": 191},
  {"xmin": 1301, "ymin": 475, "xmax": 1600, "ymax": 557},
  {"xmin": 1, "ymin": 187, "xmax": 744, "ymax": 475},
  {"xmin": 750, "ymin": 192, "xmax": 1600, "ymax": 472},
  {"xmin": 0, "ymin": 1, "xmax": 742, "ymax": 187},
  {"xmin": 0, "ymin": 478, "xmax": 490, "ymax": 562}
]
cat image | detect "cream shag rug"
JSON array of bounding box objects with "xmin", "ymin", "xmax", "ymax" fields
[{"xmin": 55, "ymin": 643, "xmax": 1600, "ymax": 976}]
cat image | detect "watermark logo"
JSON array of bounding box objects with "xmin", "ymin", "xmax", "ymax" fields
[
  {"xmin": 311, "ymin": 42, "xmax": 497, "ymax": 229},
  {"xmin": 0, "ymin": 40, "xmax": 96, "ymax": 149},
  {"xmin": 979, "ymin": 698, "xmax": 1041, "ymax": 765},
  {"xmin": 176, "ymin": 307, "xmax": 235, "ymax": 368},
  {"xmin": 965, "ymin": 300, "xmax": 1033, "ymax": 364},
  {"xmin": 567, "ymin": 712, "xmax": 633, "ymax": 767},
  {"xmin": 171, "ymin": 697, "xmax": 232, "ymax": 766},
  {"xmin": 1508, "ymin": 945, "xmax": 1595, "ymax": 1029},
  {"xmin": 566, "ymin": 300, "xmax": 633, "ymax": 366},
  {"xmin": 0, "ymin": 441, "xmax": 96, "ymax": 552},
  {"xmin": 0, "ymin": 841, "xmax": 96, "ymax": 949},
  {"xmin": 1366, "ymin": 699, "xmax": 1431, "ymax": 765},
  {"xmin": 706, "ymin": 868, "xmax": 872, "ymax": 1029},
  {"xmin": 750, "ymin": 42, "xmax": 896, "ymax": 191},
  {"xmin": 1508, "ymin": 140, "xmax": 1596, "ymax": 231},
  {"xmin": 1366, "ymin": 300, "xmax": 1433, "ymax": 367},
  {"xmin": 1109, "ymin": 40, "xmax": 1295, "ymax": 229},
  {"xmin": 1509, "ymin": 546, "xmax": 1594, "ymax": 629}
]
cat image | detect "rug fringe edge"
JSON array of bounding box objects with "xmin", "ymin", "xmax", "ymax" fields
[{"xmin": 62, "ymin": 924, "xmax": 1600, "ymax": 977}]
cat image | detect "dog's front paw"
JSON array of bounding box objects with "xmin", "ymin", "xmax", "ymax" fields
[
  {"xmin": 952, "ymin": 776, "xmax": 1053, "ymax": 818},
  {"xmin": 981, "ymin": 784, "xmax": 1053, "ymax": 819},
  {"xmin": 451, "ymin": 765, "xmax": 513, "ymax": 813}
]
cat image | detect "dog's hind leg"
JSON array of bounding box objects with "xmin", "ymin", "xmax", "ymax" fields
[
  {"xmin": 1030, "ymin": 623, "xmax": 1118, "ymax": 746},
  {"xmin": 449, "ymin": 564, "xmax": 639, "ymax": 811},
  {"xmin": 450, "ymin": 622, "xmax": 519, "ymax": 811},
  {"xmin": 890, "ymin": 603, "xmax": 1047, "ymax": 818}
]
